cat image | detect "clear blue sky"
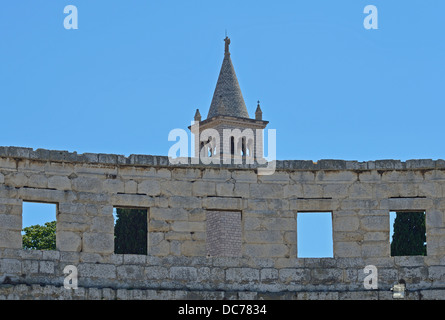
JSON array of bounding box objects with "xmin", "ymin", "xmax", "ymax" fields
[
  {"xmin": 1, "ymin": 0, "xmax": 444, "ymax": 161},
  {"xmin": 2, "ymin": 1, "xmax": 439, "ymax": 253}
]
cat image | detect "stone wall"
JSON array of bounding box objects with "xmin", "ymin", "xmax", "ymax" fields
[{"xmin": 0, "ymin": 146, "xmax": 444, "ymax": 300}]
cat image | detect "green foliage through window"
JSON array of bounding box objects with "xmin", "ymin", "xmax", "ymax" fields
[{"xmin": 22, "ymin": 221, "xmax": 56, "ymax": 250}]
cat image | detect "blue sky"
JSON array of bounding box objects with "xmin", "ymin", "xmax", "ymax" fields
[
  {"xmin": 2, "ymin": 1, "xmax": 440, "ymax": 253},
  {"xmin": 1, "ymin": 1, "xmax": 444, "ymax": 161}
]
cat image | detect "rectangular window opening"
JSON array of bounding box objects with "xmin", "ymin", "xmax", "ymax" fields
[
  {"xmin": 390, "ymin": 211, "xmax": 427, "ymax": 256},
  {"xmin": 113, "ymin": 207, "xmax": 148, "ymax": 255},
  {"xmin": 297, "ymin": 212, "xmax": 333, "ymax": 258},
  {"xmin": 22, "ymin": 201, "xmax": 57, "ymax": 251}
]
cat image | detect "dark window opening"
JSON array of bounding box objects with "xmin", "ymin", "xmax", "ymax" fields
[
  {"xmin": 113, "ymin": 207, "xmax": 148, "ymax": 255},
  {"xmin": 390, "ymin": 211, "xmax": 427, "ymax": 256},
  {"xmin": 241, "ymin": 137, "xmax": 246, "ymax": 156}
]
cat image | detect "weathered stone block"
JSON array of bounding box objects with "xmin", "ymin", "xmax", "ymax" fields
[
  {"xmin": 278, "ymin": 268, "xmax": 311, "ymax": 284},
  {"xmin": 171, "ymin": 221, "xmax": 205, "ymax": 232},
  {"xmin": 381, "ymin": 198, "xmax": 433, "ymax": 211},
  {"xmin": 0, "ymin": 214, "xmax": 21, "ymax": 231},
  {"xmin": 112, "ymin": 193, "xmax": 154, "ymax": 208},
  {"xmin": 260, "ymin": 268, "xmax": 279, "ymax": 283},
  {"xmin": 215, "ymin": 182, "xmax": 234, "ymax": 197},
  {"xmin": 5, "ymin": 172, "xmax": 28, "ymax": 187},
  {"xmin": 334, "ymin": 241, "xmax": 361, "ymax": 258},
  {"xmin": 250, "ymin": 184, "xmax": 283, "ymax": 199},
  {"xmin": 90, "ymin": 216, "xmax": 114, "ymax": 233},
  {"xmin": 192, "ymin": 181, "xmax": 216, "ymax": 196},
  {"xmin": 144, "ymin": 266, "xmax": 169, "ymax": 280},
  {"xmin": 357, "ymin": 171, "xmax": 381, "ymax": 182},
  {"xmin": 360, "ymin": 215, "xmax": 389, "ymax": 232},
  {"xmin": 426, "ymin": 210, "xmax": 443, "ymax": 228},
  {"xmin": 203, "ymin": 197, "xmax": 242, "ymax": 210},
  {"xmin": 117, "ymin": 265, "xmax": 144, "ymax": 280},
  {"xmin": 0, "ymin": 230, "xmax": 22, "ymax": 249},
  {"xmin": 406, "ymin": 159, "xmax": 434, "ymax": 169},
  {"xmin": 375, "ymin": 160, "xmax": 403, "ymax": 170},
  {"xmin": 0, "ymin": 258, "xmax": 22, "ymax": 274},
  {"xmin": 291, "ymin": 198, "xmax": 338, "ymax": 212},
  {"xmin": 150, "ymin": 207, "xmax": 188, "ymax": 221},
  {"xmin": 361, "ymin": 242, "xmax": 388, "ymax": 258},
  {"xmin": 234, "ymin": 183, "xmax": 249, "ymax": 198},
  {"xmin": 48, "ymin": 176, "xmax": 71, "ymax": 190},
  {"xmin": 317, "ymin": 170, "xmax": 357, "ymax": 182},
  {"xmin": 72, "ymin": 177, "xmax": 103, "ymax": 193},
  {"xmin": 103, "ymin": 179, "xmax": 125, "ymax": 194},
  {"xmin": 78, "ymin": 263, "xmax": 116, "ymax": 279},
  {"xmin": 138, "ymin": 180, "xmax": 161, "ymax": 196},
  {"xmin": 160, "ymin": 180, "xmax": 193, "ymax": 196},
  {"xmin": 363, "ymin": 232, "xmax": 387, "ymax": 242},
  {"xmin": 39, "ymin": 261, "xmax": 54, "ymax": 274},
  {"xmin": 290, "ymin": 171, "xmax": 315, "ymax": 182},
  {"xmin": 57, "ymin": 231, "xmax": 82, "ymax": 252},
  {"xmin": 302, "ymin": 184, "xmax": 323, "ymax": 198},
  {"xmin": 149, "ymin": 219, "xmax": 170, "ymax": 232},
  {"xmin": 322, "ymin": 184, "xmax": 349, "ymax": 198},
  {"xmin": 82, "ymin": 232, "xmax": 114, "ymax": 254},
  {"xmin": 428, "ymin": 266, "xmax": 445, "ymax": 281},
  {"xmin": 170, "ymin": 266, "xmax": 198, "ymax": 281},
  {"xmin": 244, "ymin": 230, "xmax": 283, "ymax": 244},
  {"xmin": 348, "ymin": 183, "xmax": 374, "ymax": 199},
  {"xmin": 311, "ymin": 268, "xmax": 343, "ymax": 285},
  {"xmin": 181, "ymin": 241, "xmax": 206, "ymax": 256},
  {"xmin": 169, "ymin": 196, "xmax": 201, "ymax": 209},
  {"xmin": 340, "ymin": 199, "xmax": 379, "ymax": 210},
  {"xmin": 226, "ymin": 268, "xmax": 259, "ymax": 283},
  {"xmin": 23, "ymin": 260, "xmax": 39, "ymax": 274},
  {"xmin": 124, "ymin": 180, "xmax": 137, "ymax": 194},
  {"xmin": 333, "ymin": 215, "xmax": 359, "ymax": 232},
  {"xmin": 244, "ymin": 244, "xmax": 289, "ymax": 258},
  {"xmin": 258, "ymin": 172, "xmax": 289, "ymax": 184}
]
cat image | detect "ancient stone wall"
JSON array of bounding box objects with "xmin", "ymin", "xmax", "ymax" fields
[{"xmin": 0, "ymin": 146, "xmax": 444, "ymax": 299}]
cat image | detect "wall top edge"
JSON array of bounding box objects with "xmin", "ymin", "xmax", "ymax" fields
[{"xmin": 0, "ymin": 146, "xmax": 444, "ymax": 171}]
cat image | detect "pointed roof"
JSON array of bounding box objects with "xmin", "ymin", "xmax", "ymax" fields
[
  {"xmin": 207, "ymin": 37, "xmax": 249, "ymax": 119},
  {"xmin": 194, "ymin": 109, "xmax": 201, "ymax": 122},
  {"xmin": 255, "ymin": 101, "xmax": 263, "ymax": 120}
]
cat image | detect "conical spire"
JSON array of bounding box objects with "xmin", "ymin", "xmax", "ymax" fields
[
  {"xmin": 194, "ymin": 109, "xmax": 201, "ymax": 122},
  {"xmin": 207, "ymin": 37, "xmax": 249, "ymax": 119},
  {"xmin": 255, "ymin": 101, "xmax": 263, "ymax": 120}
]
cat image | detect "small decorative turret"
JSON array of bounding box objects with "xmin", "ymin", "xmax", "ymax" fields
[
  {"xmin": 255, "ymin": 101, "xmax": 263, "ymax": 120},
  {"xmin": 194, "ymin": 109, "xmax": 201, "ymax": 122}
]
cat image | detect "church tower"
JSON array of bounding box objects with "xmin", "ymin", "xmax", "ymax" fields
[{"xmin": 191, "ymin": 37, "xmax": 269, "ymax": 164}]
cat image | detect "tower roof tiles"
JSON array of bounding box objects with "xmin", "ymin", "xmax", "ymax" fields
[{"xmin": 206, "ymin": 37, "xmax": 250, "ymax": 120}]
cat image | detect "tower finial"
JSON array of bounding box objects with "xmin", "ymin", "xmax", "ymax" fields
[
  {"xmin": 255, "ymin": 100, "xmax": 263, "ymax": 120},
  {"xmin": 194, "ymin": 108, "xmax": 201, "ymax": 122},
  {"xmin": 224, "ymin": 35, "xmax": 231, "ymax": 55}
]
